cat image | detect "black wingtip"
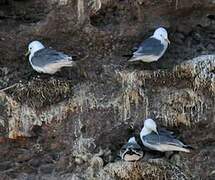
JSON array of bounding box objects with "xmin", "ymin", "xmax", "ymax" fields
[
  {"xmin": 185, "ymin": 145, "xmax": 195, "ymax": 150},
  {"xmin": 122, "ymin": 54, "xmax": 139, "ymax": 63},
  {"xmin": 122, "ymin": 54, "xmax": 133, "ymax": 58},
  {"xmin": 72, "ymin": 55, "xmax": 78, "ymax": 61}
]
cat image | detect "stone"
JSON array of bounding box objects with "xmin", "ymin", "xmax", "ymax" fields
[
  {"xmin": 29, "ymin": 159, "xmax": 41, "ymax": 168},
  {"xmin": 0, "ymin": 161, "xmax": 13, "ymax": 171},
  {"xmin": 17, "ymin": 153, "xmax": 32, "ymax": 163},
  {"xmin": 39, "ymin": 164, "xmax": 55, "ymax": 174}
]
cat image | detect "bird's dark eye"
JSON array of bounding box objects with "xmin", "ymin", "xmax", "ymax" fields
[{"xmin": 121, "ymin": 148, "xmax": 126, "ymax": 151}]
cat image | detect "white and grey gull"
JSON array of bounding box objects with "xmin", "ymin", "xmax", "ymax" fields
[
  {"xmin": 128, "ymin": 27, "xmax": 170, "ymax": 63},
  {"xmin": 140, "ymin": 119, "xmax": 191, "ymax": 153},
  {"xmin": 26, "ymin": 41, "xmax": 76, "ymax": 74}
]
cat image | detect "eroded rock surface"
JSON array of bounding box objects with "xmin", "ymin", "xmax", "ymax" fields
[{"xmin": 0, "ymin": 0, "xmax": 215, "ymax": 179}]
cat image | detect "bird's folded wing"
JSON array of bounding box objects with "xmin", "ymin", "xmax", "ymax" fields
[
  {"xmin": 31, "ymin": 48, "xmax": 71, "ymax": 67},
  {"xmin": 133, "ymin": 37, "xmax": 164, "ymax": 56},
  {"xmin": 127, "ymin": 142, "xmax": 142, "ymax": 151},
  {"xmin": 143, "ymin": 133, "xmax": 185, "ymax": 147},
  {"xmin": 158, "ymin": 128, "xmax": 176, "ymax": 138}
]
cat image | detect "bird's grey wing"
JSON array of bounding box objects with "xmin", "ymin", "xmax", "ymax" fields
[
  {"xmin": 133, "ymin": 37, "xmax": 164, "ymax": 56},
  {"xmin": 143, "ymin": 132, "xmax": 185, "ymax": 147},
  {"xmin": 31, "ymin": 48, "xmax": 71, "ymax": 67},
  {"xmin": 127, "ymin": 142, "xmax": 142, "ymax": 150},
  {"xmin": 158, "ymin": 128, "xmax": 176, "ymax": 138}
]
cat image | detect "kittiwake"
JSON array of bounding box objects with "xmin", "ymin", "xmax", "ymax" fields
[
  {"xmin": 26, "ymin": 41, "xmax": 76, "ymax": 74},
  {"xmin": 120, "ymin": 137, "xmax": 144, "ymax": 162},
  {"xmin": 129, "ymin": 27, "xmax": 170, "ymax": 62},
  {"xmin": 140, "ymin": 119, "xmax": 191, "ymax": 153}
]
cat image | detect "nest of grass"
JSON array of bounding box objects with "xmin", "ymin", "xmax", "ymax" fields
[{"xmin": 10, "ymin": 78, "xmax": 74, "ymax": 109}]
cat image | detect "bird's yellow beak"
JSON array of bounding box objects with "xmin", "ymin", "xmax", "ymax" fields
[
  {"xmin": 153, "ymin": 128, "xmax": 159, "ymax": 135},
  {"xmin": 165, "ymin": 38, "xmax": 170, "ymax": 44},
  {"xmin": 25, "ymin": 50, "xmax": 30, "ymax": 56}
]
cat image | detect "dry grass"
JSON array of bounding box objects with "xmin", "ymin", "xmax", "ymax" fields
[{"xmin": 11, "ymin": 78, "xmax": 74, "ymax": 108}]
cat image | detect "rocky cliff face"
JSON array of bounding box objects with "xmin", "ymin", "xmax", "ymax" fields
[{"xmin": 0, "ymin": 0, "xmax": 215, "ymax": 179}]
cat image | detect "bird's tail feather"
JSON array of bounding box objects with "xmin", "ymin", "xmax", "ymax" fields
[
  {"xmin": 180, "ymin": 147, "xmax": 191, "ymax": 153},
  {"xmin": 122, "ymin": 54, "xmax": 142, "ymax": 62},
  {"xmin": 62, "ymin": 60, "xmax": 76, "ymax": 67},
  {"xmin": 184, "ymin": 144, "xmax": 194, "ymax": 150},
  {"xmin": 128, "ymin": 57, "xmax": 142, "ymax": 62},
  {"xmin": 169, "ymin": 145, "xmax": 191, "ymax": 153}
]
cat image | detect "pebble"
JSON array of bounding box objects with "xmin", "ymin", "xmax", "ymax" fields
[
  {"xmin": 192, "ymin": 32, "xmax": 202, "ymax": 43},
  {"xmin": 90, "ymin": 156, "xmax": 104, "ymax": 170},
  {"xmin": 29, "ymin": 158, "xmax": 41, "ymax": 168},
  {"xmin": 177, "ymin": 24, "xmax": 192, "ymax": 35},
  {"xmin": 207, "ymin": 43, "xmax": 214, "ymax": 50},
  {"xmin": 0, "ymin": 161, "xmax": 13, "ymax": 171},
  {"xmin": 56, "ymin": 156, "xmax": 69, "ymax": 171},
  {"xmin": 17, "ymin": 153, "xmax": 32, "ymax": 163},
  {"xmin": 39, "ymin": 164, "xmax": 55, "ymax": 174},
  {"xmin": 41, "ymin": 154, "xmax": 54, "ymax": 164},
  {"xmin": 173, "ymin": 33, "xmax": 185, "ymax": 45}
]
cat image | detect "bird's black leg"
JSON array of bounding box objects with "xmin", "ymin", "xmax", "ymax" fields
[
  {"xmin": 148, "ymin": 62, "xmax": 158, "ymax": 70},
  {"xmin": 23, "ymin": 71, "xmax": 38, "ymax": 81},
  {"xmin": 39, "ymin": 73, "xmax": 53, "ymax": 80}
]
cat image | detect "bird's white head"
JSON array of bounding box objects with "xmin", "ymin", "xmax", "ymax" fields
[
  {"xmin": 26, "ymin": 41, "xmax": 45, "ymax": 57},
  {"xmin": 153, "ymin": 27, "xmax": 170, "ymax": 44},
  {"xmin": 128, "ymin": 137, "xmax": 136, "ymax": 144},
  {"xmin": 142, "ymin": 118, "xmax": 159, "ymax": 135}
]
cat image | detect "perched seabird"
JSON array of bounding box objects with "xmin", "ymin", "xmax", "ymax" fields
[
  {"xmin": 140, "ymin": 119, "xmax": 190, "ymax": 153},
  {"xmin": 120, "ymin": 137, "xmax": 144, "ymax": 162},
  {"xmin": 26, "ymin": 41, "xmax": 76, "ymax": 74},
  {"xmin": 128, "ymin": 27, "xmax": 170, "ymax": 62}
]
